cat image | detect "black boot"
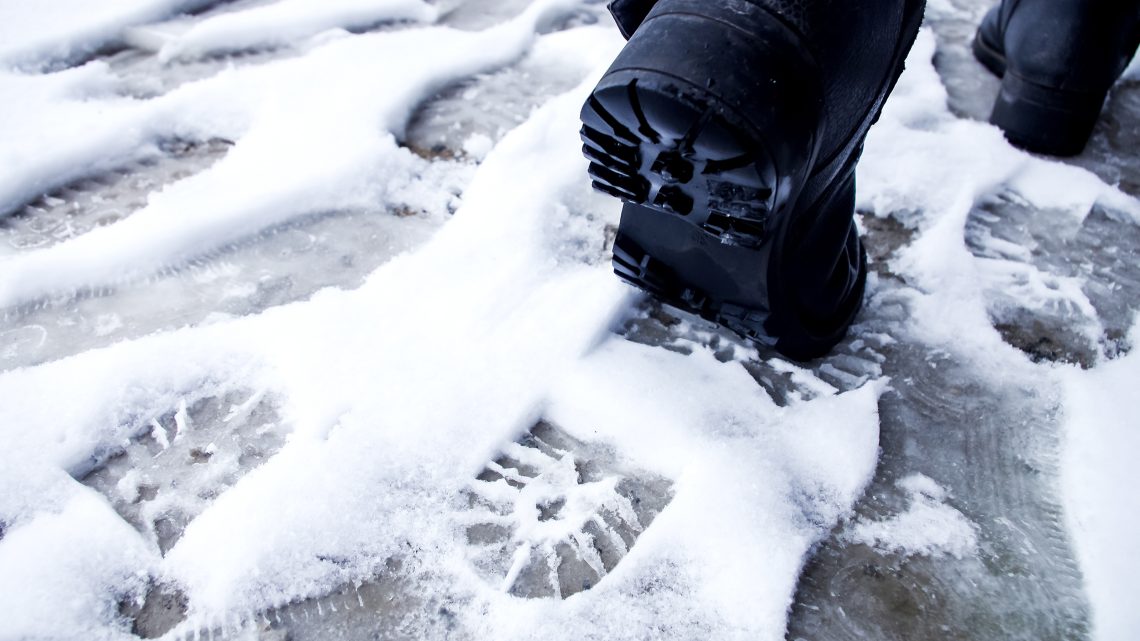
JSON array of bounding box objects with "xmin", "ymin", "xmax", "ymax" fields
[
  {"xmin": 581, "ymin": 0, "xmax": 925, "ymax": 360},
  {"xmin": 973, "ymin": 0, "xmax": 1140, "ymax": 156}
]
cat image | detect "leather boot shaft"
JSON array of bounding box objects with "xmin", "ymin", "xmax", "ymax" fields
[
  {"xmin": 974, "ymin": 0, "xmax": 1140, "ymax": 154},
  {"xmin": 607, "ymin": 0, "xmax": 926, "ymax": 165},
  {"xmin": 978, "ymin": 0, "xmax": 1140, "ymax": 93}
]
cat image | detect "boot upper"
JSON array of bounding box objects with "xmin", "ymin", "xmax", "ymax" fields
[{"xmin": 979, "ymin": 0, "xmax": 1140, "ymax": 94}]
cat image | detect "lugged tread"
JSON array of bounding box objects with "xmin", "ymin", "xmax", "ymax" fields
[{"xmin": 580, "ymin": 77, "xmax": 775, "ymax": 249}]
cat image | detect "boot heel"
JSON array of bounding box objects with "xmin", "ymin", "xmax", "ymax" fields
[
  {"xmin": 990, "ymin": 72, "xmax": 1106, "ymax": 156},
  {"xmin": 611, "ymin": 169, "xmax": 867, "ymax": 361},
  {"xmin": 765, "ymin": 170, "xmax": 866, "ymax": 361},
  {"xmin": 580, "ymin": 0, "xmax": 823, "ymax": 249}
]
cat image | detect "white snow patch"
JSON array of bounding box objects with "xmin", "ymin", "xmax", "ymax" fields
[
  {"xmin": 0, "ymin": 63, "xmax": 153, "ymax": 219},
  {"xmin": 462, "ymin": 132, "xmax": 495, "ymax": 161},
  {"xmin": 157, "ymin": 0, "xmax": 439, "ymax": 62},
  {"xmin": 0, "ymin": 0, "xmax": 208, "ymax": 68},
  {"xmin": 1124, "ymin": 49, "xmax": 1140, "ymax": 81},
  {"xmin": 848, "ymin": 474, "xmax": 978, "ymax": 559},
  {"xmin": 0, "ymin": 487, "xmax": 153, "ymax": 641},
  {"xmin": 1060, "ymin": 329, "xmax": 1140, "ymax": 641}
]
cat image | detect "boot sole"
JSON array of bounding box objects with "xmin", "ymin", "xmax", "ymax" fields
[
  {"xmin": 582, "ymin": 70, "xmax": 777, "ymax": 250},
  {"xmin": 582, "ymin": 65, "xmax": 788, "ymax": 341},
  {"xmin": 583, "ymin": 71, "xmax": 867, "ymax": 359},
  {"xmin": 581, "ymin": 0, "xmax": 918, "ymax": 360},
  {"xmin": 581, "ymin": 0, "xmax": 830, "ymax": 358}
]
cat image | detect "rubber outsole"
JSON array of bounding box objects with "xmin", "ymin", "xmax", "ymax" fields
[{"xmin": 582, "ymin": 72, "xmax": 777, "ymax": 249}]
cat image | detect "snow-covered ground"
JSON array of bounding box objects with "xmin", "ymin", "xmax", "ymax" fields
[{"xmin": 0, "ymin": 0, "xmax": 1138, "ymax": 640}]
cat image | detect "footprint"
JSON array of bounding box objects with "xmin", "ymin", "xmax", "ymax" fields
[
  {"xmin": 79, "ymin": 387, "xmax": 288, "ymax": 556},
  {"xmin": 966, "ymin": 193, "xmax": 1140, "ymax": 366},
  {"xmin": 0, "ymin": 139, "xmax": 231, "ymax": 252},
  {"xmin": 0, "ymin": 162, "xmax": 460, "ymax": 371},
  {"xmin": 461, "ymin": 421, "xmax": 673, "ymax": 599},
  {"xmin": 133, "ymin": 557, "xmax": 445, "ymax": 641},
  {"xmin": 403, "ymin": 9, "xmax": 608, "ymax": 162},
  {"xmin": 618, "ymin": 296, "xmax": 891, "ymax": 406},
  {"xmin": 110, "ymin": 0, "xmax": 423, "ymax": 98}
]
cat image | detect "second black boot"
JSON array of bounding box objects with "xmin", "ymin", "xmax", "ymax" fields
[
  {"xmin": 973, "ymin": 0, "xmax": 1140, "ymax": 156},
  {"xmin": 581, "ymin": 0, "xmax": 925, "ymax": 360}
]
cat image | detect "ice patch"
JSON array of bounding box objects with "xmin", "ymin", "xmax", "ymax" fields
[{"xmin": 848, "ymin": 474, "xmax": 978, "ymax": 559}]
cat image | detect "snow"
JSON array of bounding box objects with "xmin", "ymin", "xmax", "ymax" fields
[
  {"xmin": 0, "ymin": 0, "xmax": 209, "ymax": 68},
  {"xmin": 0, "ymin": 486, "xmax": 153, "ymax": 641},
  {"xmin": 858, "ymin": 28, "xmax": 1139, "ymax": 367},
  {"xmin": 0, "ymin": 0, "xmax": 586, "ymax": 309},
  {"xmin": 0, "ymin": 43, "xmax": 879, "ymax": 637},
  {"xmin": 1060, "ymin": 333, "xmax": 1140, "ymax": 641},
  {"xmin": 848, "ymin": 474, "xmax": 978, "ymax": 559},
  {"xmin": 155, "ymin": 0, "xmax": 440, "ymax": 62},
  {"xmin": 0, "ymin": 1, "xmax": 886, "ymax": 637},
  {"xmin": 2, "ymin": 1, "xmax": 1140, "ymax": 640},
  {"xmin": 462, "ymin": 132, "xmax": 495, "ymax": 160}
]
